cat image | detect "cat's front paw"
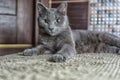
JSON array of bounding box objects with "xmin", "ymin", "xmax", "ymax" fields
[
  {"xmin": 51, "ymin": 54, "xmax": 66, "ymax": 62},
  {"xmin": 23, "ymin": 48, "xmax": 38, "ymax": 56}
]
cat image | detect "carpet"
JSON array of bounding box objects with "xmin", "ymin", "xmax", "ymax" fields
[{"xmin": 0, "ymin": 53, "xmax": 120, "ymax": 80}]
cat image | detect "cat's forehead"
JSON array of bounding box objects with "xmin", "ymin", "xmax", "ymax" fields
[
  {"xmin": 47, "ymin": 8, "xmax": 60, "ymax": 17},
  {"xmin": 49, "ymin": 8, "xmax": 57, "ymax": 12}
]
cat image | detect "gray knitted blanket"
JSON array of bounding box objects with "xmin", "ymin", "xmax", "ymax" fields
[{"xmin": 0, "ymin": 53, "xmax": 120, "ymax": 80}]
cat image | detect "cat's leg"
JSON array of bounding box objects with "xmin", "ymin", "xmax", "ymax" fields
[
  {"xmin": 23, "ymin": 45, "xmax": 53, "ymax": 56},
  {"xmin": 117, "ymin": 49, "xmax": 120, "ymax": 55},
  {"xmin": 98, "ymin": 32, "xmax": 120, "ymax": 48},
  {"xmin": 108, "ymin": 47, "xmax": 120, "ymax": 55},
  {"xmin": 51, "ymin": 44, "xmax": 76, "ymax": 62}
]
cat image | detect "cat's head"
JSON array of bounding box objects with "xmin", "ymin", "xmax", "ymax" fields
[{"xmin": 37, "ymin": 2, "xmax": 69, "ymax": 36}]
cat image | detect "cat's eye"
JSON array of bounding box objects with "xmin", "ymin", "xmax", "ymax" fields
[{"xmin": 56, "ymin": 18, "xmax": 61, "ymax": 23}]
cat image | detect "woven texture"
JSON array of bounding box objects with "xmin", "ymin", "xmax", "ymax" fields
[
  {"xmin": 0, "ymin": 53, "xmax": 120, "ymax": 80},
  {"xmin": 89, "ymin": 0, "xmax": 120, "ymax": 37}
]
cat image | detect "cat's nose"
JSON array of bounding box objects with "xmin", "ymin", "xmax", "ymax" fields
[{"xmin": 49, "ymin": 27, "xmax": 54, "ymax": 31}]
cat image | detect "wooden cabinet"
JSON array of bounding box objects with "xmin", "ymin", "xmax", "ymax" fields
[
  {"xmin": 0, "ymin": 0, "xmax": 17, "ymax": 44},
  {"xmin": 0, "ymin": 0, "xmax": 48, "ymax": 55},
  {"xmin": 0, "ymin": 0, "xmax": 34, "ymax": 44},
  {"xmin": 50, "ymin": 0, "xmax": 89, "ymax": 29}
]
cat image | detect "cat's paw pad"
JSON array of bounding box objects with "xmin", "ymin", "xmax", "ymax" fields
[
  {"xmin": 51, "ymin": 54, "xmax": 66, "ymax": 62},
  {"xmin": 23, "ymin": 48, "xmax": 37, "ymax": 56}
]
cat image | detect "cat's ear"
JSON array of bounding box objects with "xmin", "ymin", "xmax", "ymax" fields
[
  {"xmin": 57, "ymin": 2, "xmax": 68, "ymax": 15},
  {"xmin": 37, "ymin": 2, "xmax": 48, "ymax": 16}
]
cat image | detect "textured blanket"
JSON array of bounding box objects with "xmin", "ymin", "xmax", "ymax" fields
[{"xmin": 0, "ymin": 53, "xmax": 120, "ymax": 80}]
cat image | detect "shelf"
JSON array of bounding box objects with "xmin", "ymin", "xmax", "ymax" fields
[
  {"xmin": 0, "ymin": 44, "xmax": 32, "ymax": 48},
  {"xmin": 50, "ymin": 0, "xmax": 88, "ymax": 4}
]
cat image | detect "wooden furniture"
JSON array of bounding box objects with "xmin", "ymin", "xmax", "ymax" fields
[
  {"xmin": 50, "ymin": 0, "xmax": 89, "ymax": 29},
  {"xmin": 0, "ymin": 0, "xmax": 48, "ymax": 55}
]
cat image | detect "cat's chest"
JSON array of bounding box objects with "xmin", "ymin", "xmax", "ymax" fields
[{"xmin": 38, "ymin": 32, "xmax": 56, "ymax": 47}]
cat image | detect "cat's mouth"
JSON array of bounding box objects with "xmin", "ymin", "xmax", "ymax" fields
[{"xmin": 46, "ymin": 29, "xmax": 56, "ymax": 36}]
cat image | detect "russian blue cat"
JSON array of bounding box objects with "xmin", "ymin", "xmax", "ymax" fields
[{"xmin": 23, "ymin": 2, "xmax": 120, "ymax": 62}]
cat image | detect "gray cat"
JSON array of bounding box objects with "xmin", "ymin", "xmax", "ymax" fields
[{"xmin": 23, "ymin": 2, "xmax": 120, "ymax": 62}]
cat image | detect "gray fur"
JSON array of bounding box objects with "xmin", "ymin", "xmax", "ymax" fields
[{"xmin": 23, "ymin": 2, "xmax": 120, "ymax": 62}]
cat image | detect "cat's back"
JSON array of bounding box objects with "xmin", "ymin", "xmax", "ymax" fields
[
  {"xmin": 72, "ymin": 30, "xmax": 118, "ymax": 43},
  {"xmin": 72, "ymin": 30, "xmax": 99, "ymax": 43}
]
